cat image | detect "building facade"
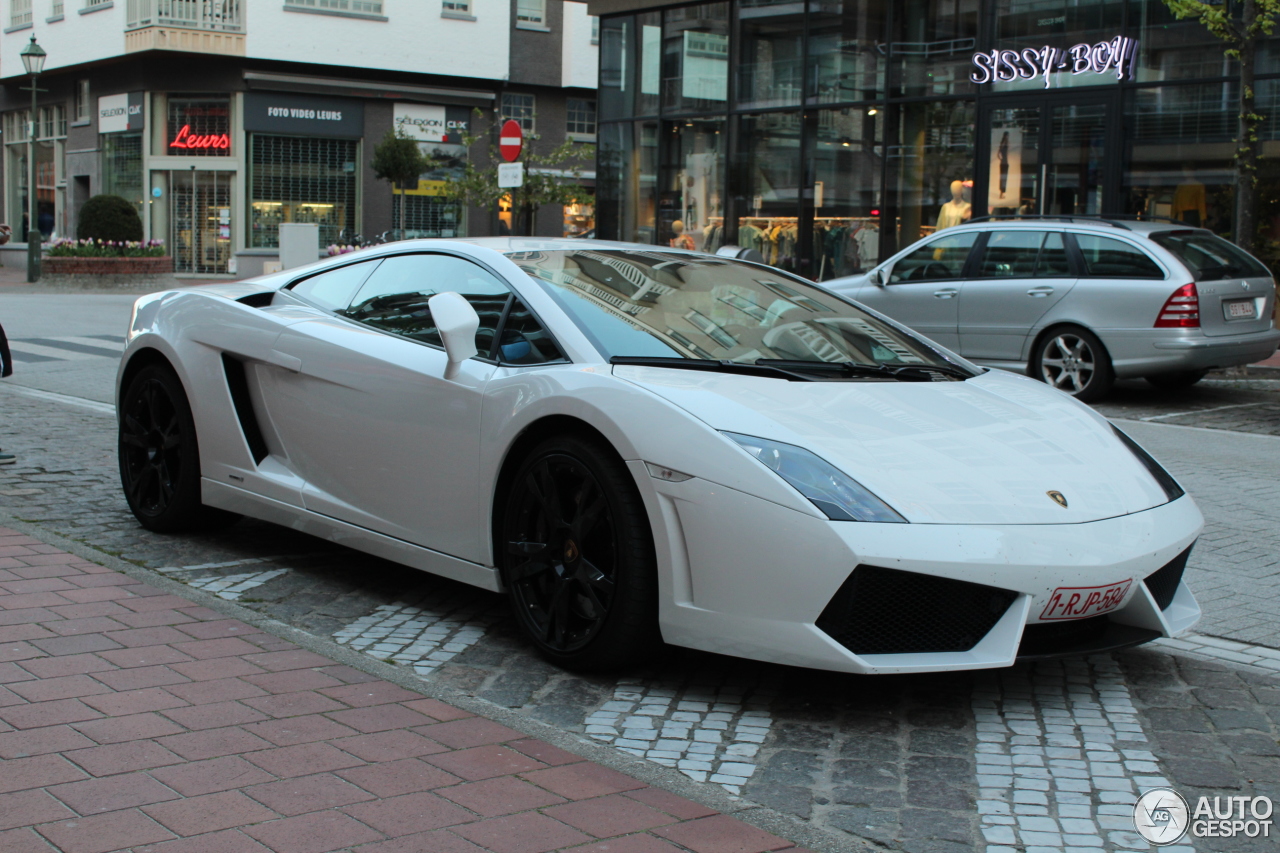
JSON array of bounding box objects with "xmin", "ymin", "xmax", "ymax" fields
[
  {"xmin": 588, "ymin": 0, "xmax": 1280, "ymax": 281},
  {"xmin": 0, "ymin": 0, "xmax": 599, "ymax": 275}
]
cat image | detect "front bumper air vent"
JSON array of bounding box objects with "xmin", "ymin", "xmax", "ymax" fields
[
  {"xmin": 1144, "ymin": 546, "xmax": 1192, "ymax": 611},
  {"xmin": 816, "ymin": 565, "xmax": 1018, "ymax": 655}
]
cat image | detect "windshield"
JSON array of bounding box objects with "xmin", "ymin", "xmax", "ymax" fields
[
  {"xmin": 1150, "ymin": 231, "xmax": 1271, "ymax": 281},
  {"xmin": 507, "ymin": 249, "xmax": 969, "ymax": 371}
]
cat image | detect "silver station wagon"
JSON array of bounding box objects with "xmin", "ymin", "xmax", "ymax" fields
[{"xmin": 825, "ymin": 217, "xmax": 1280, "ymax": 401}]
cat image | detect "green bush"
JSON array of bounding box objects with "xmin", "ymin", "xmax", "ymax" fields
[{"xmin": 77, "ymin": 195, "xmax": 143, "ymax": 242}]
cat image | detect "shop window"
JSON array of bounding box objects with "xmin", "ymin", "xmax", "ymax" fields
[
  {"xmin": 807, "ymin": 0, "xmax": 886, "ymax": 105},
  {"xmin": 600, "ymin": 16, "xmax": 634, "ymax": 122},
  {"xmin": 733, "ymin": 111, "xmax": 802, "ymax": 273},
  {"xmin": 5, "ymin": 106, "xmax": 65, "ymax": 240},
  {"xmin": 887, "ymin": 0, "xmax": 978, "ymax": 98},
  {"xmin": 250, "ymin": 134, "xmax": 359, "ymax": 249},
  {"xmin": 567, "ymin": 98, "xmax": 597, "ymax": 136},
  {"xmin": 884, "ymin": 99, "xmax": 975, "ymax": 254},
  {"xmin": 73, "ymin": 80, "xmax": 90, "ymax": 124},
  {"xmin": 402, "ymin": 195, "xmax": 464, "ymax": 238},
  {"xmin": 992, "ymin": 0, "xmax": 1124, "ymax": 92},
  {"xmin": 101, "ymin": 133, "xmax": 144, "ymax": 217},
  {"xmin": 167, "ymin": 96, "xmax": 232, "ymax": 157},
  {"xmin": 1122, "ymin": 84, "xmax": 1235, "ymax": 234},
  {"xmin": 1132, "ymin": 0, "xmax": 1233, "ymax": 83},
  {"xmin": 502, "ymin": 93, "xmax": 535, "ymax": 132},
  {"xmin": 809, "ymin": 108, "xmax": 882, "ymax": 279},
  {"xmin": 564, "ymin": 197, "xmax": 594, "ymax": 238},
  {"xmin": 660, "ymin": 118, "xmax": 724, "ymax": 252},
  {"xmin": 638, "ymin": 11, "xmax": 662, "ymax": 116},
  {"xmin": 596, "ymin": 120, "xmax": 659, "ymax": 245},
  {"xmin": 516, "ymin": 0, "xmax": 544, "ymax": 26},
  {"xmin": 736, "ymin": 0, "xmax": 804, "ymax": 110},
  {"xmin": 662, "ymin": 3, "xmax": 729, "ymax": 114}
]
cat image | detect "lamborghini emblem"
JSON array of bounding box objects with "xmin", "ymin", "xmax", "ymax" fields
[{"xmin": 1047, "ymin": 491, "xmax": 1068, "ymax": 508}]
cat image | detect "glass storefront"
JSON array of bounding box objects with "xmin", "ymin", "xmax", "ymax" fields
[
  {"xmin": 101, "ymin": 133, "xmax": 144, "ymax": 217},
  {"xmin": 599, "ymin": 0, "xmax": 1280, "ymax": 277},
  {"xmin": 249, "ymin": 135, "xmax": 359, "ymax": 248}
]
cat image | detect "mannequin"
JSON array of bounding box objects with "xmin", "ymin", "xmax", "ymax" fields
[
  {"xmin": 669, "ymin": 219, "xmax": 695, "ymax": 250},
  {"xmin": 936, "ymin": 180, "xmax": 972, "ymax": 230}
]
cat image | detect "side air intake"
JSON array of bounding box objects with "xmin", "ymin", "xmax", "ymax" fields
[
  {"xmin": 221, "ymin": 354, "xmax": 269, "ymax": 464},
  {"xmin": 1144, "ymin": 546, "xmax": 1192, "ymax": 611}
]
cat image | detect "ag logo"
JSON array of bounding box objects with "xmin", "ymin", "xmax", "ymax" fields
[
  {"xmin": 1134, "ymin": 787, "xmax": 1190, "ymax": 845},
  {"xmin": 1046, "ymin": 490, "xmax": 1068, "ymax": 508}
]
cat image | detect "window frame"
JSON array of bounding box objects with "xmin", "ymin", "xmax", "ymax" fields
[
  {"xmin": 972, "ymin": 230, "xmax": 1074, "ymax": 280},
  {"xmin": 285, "ymin": 250, "xmax": 567, "ymax": 366},
  {"xmin": 501, "ymin": 93, "xmax": 536, "ymax": 133},
  {"xmin": 515, "ymin": 0, "xmax": 544, "ymax": 26},
  {"xmin": 566, "ymin": 97, "xmax": 597, "ymax": 138},
  {"xmin": 887, "ymin": 230, "xmax": 980, "ymax": 284}
]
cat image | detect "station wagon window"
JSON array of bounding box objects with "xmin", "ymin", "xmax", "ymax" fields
[
  {"xmin": 977, "ymin": 232, "xmax": 1070, "ymax": 278},
  {"xmin": 890, "ymin": 232, "xmax": 978, "ymax": 283},
  {"xmin": 290, "ymin": 260, "xmax": 380, "ymax": 311},
  {"xmin": 342, "ymin": 254, "xmax": 510, "ymax": 353},
  {"xmin": 1074, "ymin": 235, "xmax": 1165, "ymax": 279},
  {"xmin": 1149, "ymin": 231, "xmax": 1270, "ymax": 281}
]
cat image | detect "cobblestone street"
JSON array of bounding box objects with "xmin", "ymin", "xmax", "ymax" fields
[{"xmin": 0, "ymin": 295, "xmax": 1278, "ymax": 853}]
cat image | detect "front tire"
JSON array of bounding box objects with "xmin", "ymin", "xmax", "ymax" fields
[
  {"xmin": 500, "ymin": 435, "xmax": 660, "ymax": 671},
  {"xmin": 118, "ymin": 363, "xmax": 238, "ymax": 532},
  {"xmin": 1032, "ymin": 326, "xmax": 1114, "ymax": 402}
]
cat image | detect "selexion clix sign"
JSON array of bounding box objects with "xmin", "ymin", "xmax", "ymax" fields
[{"xmin": 970, "ymin": 36, "xmax": 1138, "ymax": 88}]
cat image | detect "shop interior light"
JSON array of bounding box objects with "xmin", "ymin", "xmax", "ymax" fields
[{"xmin": 867, "ymin": 108, "xmax": 878, "ymax": 115}]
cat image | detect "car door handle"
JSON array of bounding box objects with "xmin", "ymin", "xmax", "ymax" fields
[
  {"xmin": 268, "ymin": 350, "xmax": 302, "ymax": 373},
  {"xmin": 933, "ymin": 288, "xmax": 958, "ymax": 299},
  {"xmin": 1027, "ymin": 287, "xmax": 1054, "ymax": 297}
]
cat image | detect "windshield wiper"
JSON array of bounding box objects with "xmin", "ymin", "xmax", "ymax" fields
[
  {"xmin": 609, "ymin": 356, "xmax": 818, "ymax": 381},
  {"xmin": 753, "ymin": 358, "xmax": 973, "ymax": 381}
]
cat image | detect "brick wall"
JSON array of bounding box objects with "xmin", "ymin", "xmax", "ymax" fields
[{"xmin": 43, "ymin": 256, "xmax": 175, "ymax": 276}]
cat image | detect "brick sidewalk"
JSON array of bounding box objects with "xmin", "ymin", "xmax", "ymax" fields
[{"xmin": 0, "ymin": 526, "xmax": 805, "ymax": 853}]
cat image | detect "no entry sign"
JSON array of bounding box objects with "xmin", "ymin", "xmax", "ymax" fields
[{"xmin": 499, "ymin": 119, "xmax": 523, "ymax": 162}]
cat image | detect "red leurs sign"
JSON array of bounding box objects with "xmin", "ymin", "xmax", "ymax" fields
[{"xmin": 169, "ymin": 125, "xmax": 230, "ymax": 150}]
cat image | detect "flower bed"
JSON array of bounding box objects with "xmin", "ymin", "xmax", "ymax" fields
[
  {"xmin": 43, "ymin": 256, "xmax": 174, "ymax": 276},
  {"xmin": 47, "ymin": 238, "xmax": 165, "ymax": 258}
]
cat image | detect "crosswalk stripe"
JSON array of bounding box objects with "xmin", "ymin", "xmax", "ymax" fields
[
  {"xmin": 8, "ymin": 341, "xmax": 100, "ymax": 361},
  {"xmin": 23, "ymin": 337, "xmax": 122, "ymax": 358},
  {"xmin": 62, "ymin": 336, "xmax": 125, "ymax": 352}
]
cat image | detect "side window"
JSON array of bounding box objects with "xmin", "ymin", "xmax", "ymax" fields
[
  {"xmin": 498, "ymin": 300, "xmax": 565, "ymax": 365},
  {"xmin": 1075, "ymin": 235, "xmax": 1165, "ymax": 279},
  {"xmin": 976, "ymin": 232, "xmax": 1071, "ymax": 278},
  {"xmin": 289, "ymin": 260, "xmax": 380, "ymax": 311},
  {"xmin": 889, "ymin": 232, "xmax": 978, "ymax": 283},
  {"xmin": 343, "ymin": 254, "xmax": 511, "ymax": 353}
]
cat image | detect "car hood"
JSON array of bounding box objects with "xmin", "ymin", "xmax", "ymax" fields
[{"xmin": 614, "ymin": 366, "xmax": 1172, "ymax": 525}]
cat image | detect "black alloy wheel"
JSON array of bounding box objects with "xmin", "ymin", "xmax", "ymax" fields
[
  {"xmin": 500, "ymin": 435, "xmax": 660, "ymax": 670},
  {"xmin": 118, "ymin": 364, "xmax": 238, "ymax": 532}
]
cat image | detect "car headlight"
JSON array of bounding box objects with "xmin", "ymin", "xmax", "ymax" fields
[
  {"xmin": 1112, "ymin": 426, "xmax": 1185, "ymax": 503},
  {"xmin": 722, "ymin": 432, "xmax": 907, "ymax": 523}
]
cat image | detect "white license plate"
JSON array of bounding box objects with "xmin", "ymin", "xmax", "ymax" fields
[
  {"xmin": 1225, "ymin": 299, "xmax": 1257, "ymax": 320},
  {"xmin": 1039, "ymin": 580, "xmax": 1132, "ymax": 621}
]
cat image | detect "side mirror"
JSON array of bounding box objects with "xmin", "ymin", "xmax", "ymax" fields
[
  {"xmin": 871, "ymin": 268, "xmax": 887, "ymax": 287},
  {"xmin": 428, "ymin": 291, "xmax": 479, "ymax": 378}
]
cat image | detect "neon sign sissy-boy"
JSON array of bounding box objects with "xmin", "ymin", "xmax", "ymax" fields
[{"xmin": 970, "ymin": 36, "xmax": 1138, "ymax": 89}]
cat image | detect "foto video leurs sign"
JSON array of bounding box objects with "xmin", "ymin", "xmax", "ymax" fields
[{"xmin": 971, "ymin": 36, "xmax": 1138, "ymax": 88}]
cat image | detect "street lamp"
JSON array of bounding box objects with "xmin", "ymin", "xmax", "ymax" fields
[{"xmin": 20, "ymin": 36, "xmax": 46, "ymax": 283}]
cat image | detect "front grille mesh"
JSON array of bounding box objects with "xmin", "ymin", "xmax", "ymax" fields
[
  {"xmin": 816, "ymin": 565, "xmax": 1018, "ymax": 655},
  {"xmin": 1144, "ymin": 546, "xmax": 1192, "ymax": 611}
]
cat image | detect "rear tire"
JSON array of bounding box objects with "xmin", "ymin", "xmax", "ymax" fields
[
  {"xmin": 499, "ymin": 435, "xmax": 661, "ymax": 671},
  {"xmin": 118, "ymin": 363, "xmax": 240, "ymax": 533},
  {"xmin": 1145, "ymin": 370, "xmax": 1208, "ymax": 390},
  {"xmin": 1032, "ymin": 326, "xmax": 1114, "ymax": 402}
]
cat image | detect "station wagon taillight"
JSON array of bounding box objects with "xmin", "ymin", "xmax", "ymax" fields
[{"xmin": 1154, "ymin": 283, "xmax": 1200, "ymax": 328}]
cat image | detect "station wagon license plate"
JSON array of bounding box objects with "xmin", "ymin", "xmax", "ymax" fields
[
  {"xmin": 1039, "ymin": 580, "xmax": 1133, "ymax": 621},
  {"xmin": 1224, "ymin": 299, "xmax": 1257, "ymax": 320}
]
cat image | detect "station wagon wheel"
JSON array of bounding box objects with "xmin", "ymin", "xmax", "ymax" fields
[
  {"xmin": 500, "ymin": 435, "xmax": 660, "ymax": 670},
  {"xmin": 1032, "ymin": 326, "xmax": 1114, "ymax": 403},
  {"xmin": 118, "ymin": 364, "xmax": 239, "ymax": 533}
]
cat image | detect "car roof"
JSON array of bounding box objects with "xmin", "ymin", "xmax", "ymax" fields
[
  {"xmin": 940, "ymin": 217, "xmax": 1210, "ymax": 238},
  {"xmin": 401, "ymin": 237, "xmax": 706, "ymax": 255}
]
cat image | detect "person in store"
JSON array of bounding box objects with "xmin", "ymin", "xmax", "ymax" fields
[
  {"xmin": 669, "ymin": 220, "xmax": 696, "ymax": 250},
  {"xmin": 936, "ymin": 180, "xmax": 972, "ymax": 230},
  {"xmin": 0, "ymin": 318, "xmax": 13, "ymax": 465}
]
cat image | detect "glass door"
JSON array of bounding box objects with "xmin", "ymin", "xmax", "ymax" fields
[
  {"xmin": 977, "ymin": 93, "xmax": 1118, "ymax": 218},
  {"xmin": 170, "ymin": 170, "xmax": 231, "ymax": 275}
]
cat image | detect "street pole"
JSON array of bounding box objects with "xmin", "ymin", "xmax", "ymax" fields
[{"xmin": 20, "ymin": 36, "xmax": 46, "ymax": 284}]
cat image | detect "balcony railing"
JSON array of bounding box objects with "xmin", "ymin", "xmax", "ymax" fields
[{"xmin": 126, "ymin": 0, "xmax": 243, "ymax": 32}]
